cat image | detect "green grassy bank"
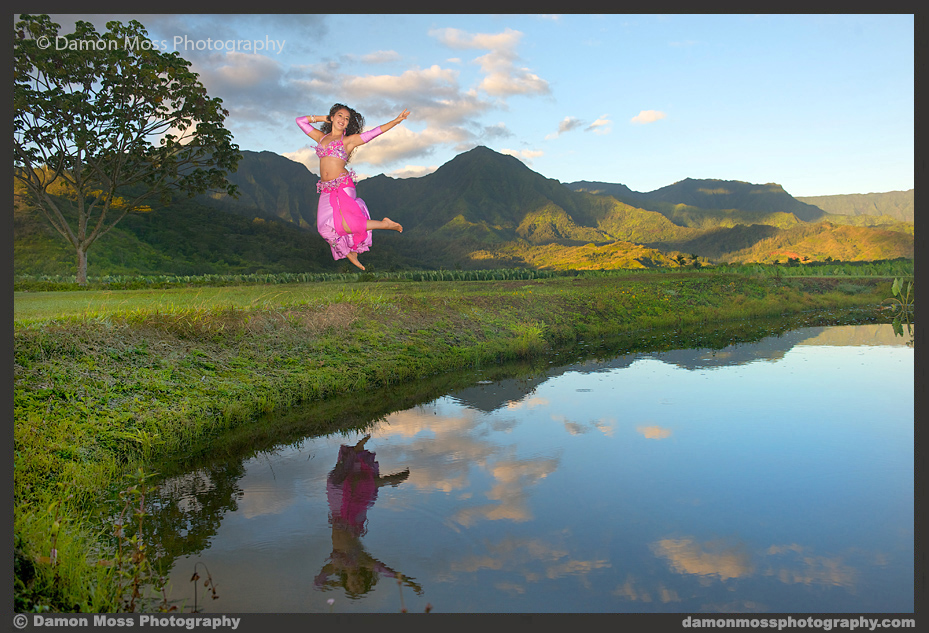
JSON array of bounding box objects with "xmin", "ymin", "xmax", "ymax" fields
[{"xmin": 13, "ymin": 271, "xmax": 903, "ymax": 611}]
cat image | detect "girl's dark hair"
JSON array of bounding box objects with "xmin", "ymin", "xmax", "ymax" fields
[{"xmin": 321, "ymin": 103, "xmax": 365, "ymax": 162}]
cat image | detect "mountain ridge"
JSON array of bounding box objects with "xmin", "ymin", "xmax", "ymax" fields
[
  {"xmin": 205, "ymin": 147, "xmax": 912, "ymax": 265},
  {"xmin": 181, "ymin": 146, "xmax": 917, "ymax": 269},
  {"xmin": 795, "ymin": 190, "xmax": 914, "ymax": 222}
]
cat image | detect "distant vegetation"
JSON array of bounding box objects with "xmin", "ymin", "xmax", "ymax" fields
[
  {"xmin": 14, "ymin": 146, "xmax": 914, "ymax": 280},
  {"xmin": 14, "ymin": 259, "xmax": 914, "ymax": 296}
]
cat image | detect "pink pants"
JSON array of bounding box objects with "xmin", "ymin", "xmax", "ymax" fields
[{"xmin": 316, "ymin": 180, "xmax": 373, "ymax": 260}]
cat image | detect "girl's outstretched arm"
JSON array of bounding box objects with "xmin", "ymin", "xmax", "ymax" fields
[
  {"xmin": 376, "ymin": 109, "xmax": 411, "ymax": 136},
  {"xmin": 350, "ymin": 110, "xmax": 411, "ymax": 149}
]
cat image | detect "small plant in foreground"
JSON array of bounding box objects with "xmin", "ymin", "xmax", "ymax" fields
[
  {"xmin": 882, "ymin": 277, "xmax": 915, "ymax": 344},
  {"xmin": 112, "ymin": 468, "xmax": 175, "ymax": 613},
  {"xmin": 190, "ymin": 562, "xmax": 219, "ymax": 613},
  {"xmin": 882, "ymin": 277, "xmax": 914, "ymax": 315}
]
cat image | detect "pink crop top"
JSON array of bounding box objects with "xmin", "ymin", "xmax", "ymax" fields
[
  {"xmin": 295, "ymin": 115, "xmax": 384, "ymax": 162},
  {"xmin": 315, "ymin": 134, "xmax": 349, "ymax": 161}
]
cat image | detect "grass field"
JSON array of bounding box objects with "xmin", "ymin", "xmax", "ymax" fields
[{"xmin": 13, "ymin": 270, "xmax": 907, "ymax": 612}]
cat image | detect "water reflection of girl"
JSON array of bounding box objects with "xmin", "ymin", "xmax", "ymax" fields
[{"xmin": 314, "ymin": 435, "xmax": 422, "ymax": 599}]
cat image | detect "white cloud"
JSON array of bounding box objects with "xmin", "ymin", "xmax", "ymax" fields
[
  {"xmin": 430, "ymin": 26, "xmax": 523, "ymax": 51},
  {"xmin": 281, "ymin": 146, "xmax": 320, "ymax": 175},
  {"xmin": 587, "ymin": 115, "xmax": 612, "ymax": 134},
  {"xmin": 326, "ymin": 66, "xmax": 494, "ymax": 129},
  {"xmin": 287, "ymin": 61, "xmax": 495, "ymax": 165},
  {"xmin": 387, "ymin": 165, "xmax": 439, "ymax": 179},
  {"xmin": 430, "ymin": 26, "xmax": 550, "ymax": 97},
  {"xmin": 285, "ymin": 76, "xmax": 494, "ymax": 174},
  {"xmin": 631, "ymin": 110, "xmax": 667, "ymax": 124},
  {"xmin": 501, "ymin": 148, "xmax": 544, "ymax": 166},
  {"xmin": 353, "ymin": 125, "xmax": 472, "ymax": 167},
  {"xmin": 192, "ymin": 52, "xmax": 309, "ymax": 129},
  {"xmin": 358, "ymin": 50, "xmax": 402, "ymax": 64},
  {"xmin": 477, "ymin": 63, "xmax": 549, "ymax": 97},
  {"xmin": 545, "ymin": 116, "xmax": 584, "ymax": 139},
  {"xmin": 482, "ymin": 122, "xmax": 513, "ymax": 140},
  {"xmin": 342, "ymin": 65, "xmax": 460, "ymax": 100},
  {"xmin": 201, "ymin": 51, "xmax": 283, "ymax": 92}
]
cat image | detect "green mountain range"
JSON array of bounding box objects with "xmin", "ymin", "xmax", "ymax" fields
[
  {"xmin": 795, "ymin": 190, "xmax": 914, "ymax": 222},
  {"xmin": 13, "ymin": 146, "xmax": 913, "ymax": 278}
]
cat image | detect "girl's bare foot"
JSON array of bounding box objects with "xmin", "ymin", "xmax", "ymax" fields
[
  {"xmin": 383, "ymin": 217, "xmax": 403, "ymax": 232},
  {"xmin": 346, "ymin": 252, "xmax": 365, "ymax": 271}
]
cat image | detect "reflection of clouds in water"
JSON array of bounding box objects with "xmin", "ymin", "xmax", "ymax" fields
[
  {"xmin": 495, "ymin": 581, "xmax": 526, "ymax": 595},
  {"xmin": 238, "ymin": 486, "xmax": 296, "ymax": 519},
  {"xmin": 506, "ymin": 396, "xmax": 550, "ymax": 410},
  {"xmin": 651, "ymin": 537, "xmax": 860, "ymax": 592},
  {"xmin": 552, "ymin": 414, "xmax": 616, "ymax": 437},
  {"xmin": 163, "ymin": 471, "xmax": 217, "ymax": 514},
  {"xmin": 637, "ymin": 425, "xmax": 672, "ymax": 440},
  {"xmin": 613, "ymin": 574, "xmax": 681, "ymax": 603},
  {"xmin": 380, "ymin": 403, "xmax": 483, "ymax": 437},
  {"xmin": 452, "ymin": 454, "xmax": 560, "ymax": 526},
  {"xmin": 763, "ymin": 544, "xmax": 858, "ymax": 588},
  {"xmin": 371, "ymin": 406, "xmax": 496, "ymax": 493},
  {"xmin": 563, "ymin": 421, "xmax": 586, "ymax": 435},
  {"xmin": 699, "ymin": 599, "xmax": 769, "ymax": 613},
  {"xmin": 651, "ymin": 537, "xmax": 754, "ymax": 581},
  {"xmin": 369, "ymin": 405, "xmax": 562, "ymax": 528},
  {"xmin": 449, "ymin": 535, "xmax": 609, "ymax": 584},
  {"xmin": 235, "ymin": 449, "xmax": 332, "ymax": 519}
]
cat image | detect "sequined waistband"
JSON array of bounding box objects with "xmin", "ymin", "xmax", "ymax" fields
[{"xmin": 317, "ymin": 169, "xmax": 356, "ymax": 193}]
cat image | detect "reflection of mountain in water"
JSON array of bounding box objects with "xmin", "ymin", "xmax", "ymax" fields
[
  {"xmin": 447, "ymin": 375, "xmax": 551, "ymax": 413},
  {"xmin": 638, "ymin": 327, "xmax": 817, "ymax": 371},
  {"xmin": 448, "ymin": 325, "xmax": 908, "ymax": 413},
  {"xmin": 648, "ymin": 324, "xmax": 912, "ymax": 371},
  {"xmin": 797, "ymin": 324, "xmax": 913, "ymax": 347}
]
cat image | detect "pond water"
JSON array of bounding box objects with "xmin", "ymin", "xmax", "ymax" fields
[{"xmin": 136, "ymin": 321, "xmax": 913, "ymax": 614}]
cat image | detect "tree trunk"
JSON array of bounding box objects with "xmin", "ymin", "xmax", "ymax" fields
[{"xmin": 76, "ymin": 247, "xmax": 88, "ymax": 286}]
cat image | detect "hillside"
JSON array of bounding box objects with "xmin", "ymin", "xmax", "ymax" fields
[
  {"xmin": 796, "ymin": 190, "xmax": 914, "ymax": 222},
  {"xmin": 649, "ymin": 221, "xmax": 913, "ymax": 263},
  {"xmin": 13, "ymin": 147, "xmax": 914, "ymax": 277},
  {"xmin": 569, "ymin": 178, "xmax": 826, "ymax": 224},
  {"xmin": 572, "ymin": 179, "xmax": 914, "ymax": 226},
  {"xmin": 198, "ymin": 150, "xmax": 322, "ymax": 229},
  {"xmin": 565, "ymin": 178, "xmax": 824, "ymax": 226}
]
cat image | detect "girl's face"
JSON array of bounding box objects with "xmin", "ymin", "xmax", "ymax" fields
[{"xmin": 330, "ymin": 108, "xmax": 351, "ymax": 132}]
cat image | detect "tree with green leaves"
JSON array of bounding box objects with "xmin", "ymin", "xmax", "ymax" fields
[{"xmin": 13, "ymin": 14, "xmax": 241, "ymax": 285}]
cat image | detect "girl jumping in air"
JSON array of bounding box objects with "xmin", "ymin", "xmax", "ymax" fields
[{"xmin": 296, "ymin": 104, "xmax": 409, "ymax": 270}]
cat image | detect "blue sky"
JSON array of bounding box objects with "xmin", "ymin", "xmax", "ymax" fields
[{"xmin": 45, "ymin": 13, "xmax": 914, "ymax": 197}]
